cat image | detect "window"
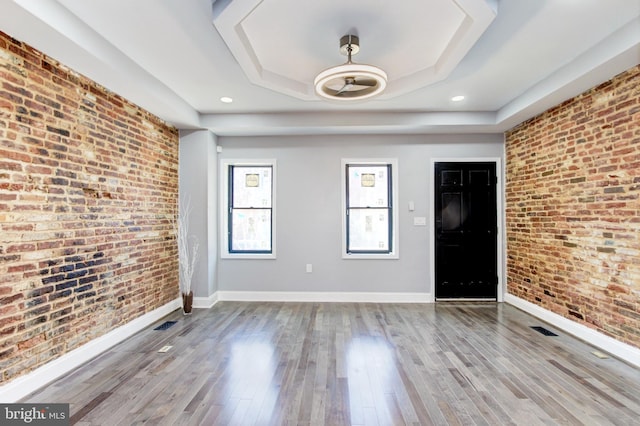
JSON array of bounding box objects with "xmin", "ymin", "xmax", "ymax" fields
[
  {"xmin": 221, "ymin": 160, "xmax": 276, "ymax": 258},
  {"xmin": 343, "ymin": 159, "xmax": 398, "ymax": 258}
]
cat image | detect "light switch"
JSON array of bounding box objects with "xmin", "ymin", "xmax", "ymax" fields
[
  {"xmin": 408, "ymin": 201, "xmax": 415, "ymax": 211},
  {"xmin": 413, "ymin": 217, "xmax": 427, "ymax": 226}
]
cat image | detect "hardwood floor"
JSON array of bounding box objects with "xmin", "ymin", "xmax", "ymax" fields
[{"xmin": 22, "ymin": 302, "xmax": 640, "ymax": 425}]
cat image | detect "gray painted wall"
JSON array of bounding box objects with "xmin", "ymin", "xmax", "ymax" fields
[
  {"xmin": 179, "ymin": 129, "xmax": 218, "ymax": 300},
  {"xmin": 213, "ymin": 134, "xmax": 504, "ymax": 297}
]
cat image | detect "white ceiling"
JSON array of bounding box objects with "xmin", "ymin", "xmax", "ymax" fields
[{"xmin": 1, "ymin": 0, "xmax": 639, "ymax": 136}]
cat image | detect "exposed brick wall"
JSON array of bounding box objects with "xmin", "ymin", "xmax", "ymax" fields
[
  {"xmin": 506, "ymin": 65, "xmax": 640, "ymax": 349},
  {"xmin": 0, "ymin": 31, "xmax": 179, "ymax": 383}
]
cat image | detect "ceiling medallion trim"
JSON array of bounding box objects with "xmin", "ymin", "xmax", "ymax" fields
[{"xmin": 314, "ymin": 34, "xmax": 388, "ymax": 102}]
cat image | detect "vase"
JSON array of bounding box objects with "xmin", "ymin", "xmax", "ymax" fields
[{"xmin": 182, "ymin": 291, "xmax": 193, "ymax": 315}]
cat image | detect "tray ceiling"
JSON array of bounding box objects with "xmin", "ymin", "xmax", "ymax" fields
[{"xmin": 0, "ymin": 0, "xmax": 638, "ymax": 135}]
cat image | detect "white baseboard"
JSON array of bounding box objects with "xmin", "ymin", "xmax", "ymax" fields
[
  {"xmin": 0, "ymin": 297, "xmax": 181, "ymax": 403},
  {"xmin": 216, "ymin": 291, "xmax": 433, "ymax": 303},
  {"xmin": 505, "ymin": 293, "xmax": 640, "ymax": 368},
  {"xmin": 193, "ymin": 293, "xmax": 218, "ymax": 309}
]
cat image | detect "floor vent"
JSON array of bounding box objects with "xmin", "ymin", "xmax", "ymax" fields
[
  {"xmin": 592, "ymin": 350, "xmax": 610, "ymax": 359},
  {"xmin": 154, "ymin": 321, "xmax": 177, "ymax": 331},
  {"xmin": 531, "ymin": 326, "xmax": 558, "ymax": 336}
]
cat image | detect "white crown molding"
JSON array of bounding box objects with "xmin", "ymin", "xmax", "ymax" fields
[
  {"xmin": 0, "ymin": 298, "xmax": 181, "ymax": 403},
  {"xmin": 505, "ymin": 293, "xmax": 640, "ymax": 369}
]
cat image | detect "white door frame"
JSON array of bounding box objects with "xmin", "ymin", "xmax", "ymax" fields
[{"xmin": 429, "ymin": 158, "xmax": 505, "ymax": 303}]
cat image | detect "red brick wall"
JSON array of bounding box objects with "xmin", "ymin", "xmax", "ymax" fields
[
  {"xmin": 0, "ymin": 32, "xmax": 179, "ymax": 383},
  {"xmin": 506, "ymin": 65, "xmax": 640, "ymax": 349}
]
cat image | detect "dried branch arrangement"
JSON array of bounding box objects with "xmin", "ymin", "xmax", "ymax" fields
[{"xmin": 174, "ymin": 197, "xmax": 199, "ymax": 295}]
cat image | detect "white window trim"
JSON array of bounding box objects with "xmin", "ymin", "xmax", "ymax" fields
[
  {"xmin": 341, "ymin": 158, "xmax": 399, "ymax": 260},
  {"xmin": 220, "ymin": 159, "xmax": 277, "ymax": 259}
]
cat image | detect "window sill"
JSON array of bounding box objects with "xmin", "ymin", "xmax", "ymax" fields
[
  {"xmin": 342, "ymin": 252, "xmax": 399, "ymax": 260},
  {"xmin": 221, "ymin": 253, "xmax": 276, "ymax": 260}
]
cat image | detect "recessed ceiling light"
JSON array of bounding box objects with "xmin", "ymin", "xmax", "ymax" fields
[
  {"xmin": 220, "ymin": 96, "xmax": 233, "ymax": 103},
  {"xmin": 451, "ymin": 95, "xmax": 465, "ymax": 102}
]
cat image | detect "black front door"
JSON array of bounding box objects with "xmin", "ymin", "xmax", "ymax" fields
[{"xmin": 435, "ymin": 162, "xmax": 497, "ymax": 299}]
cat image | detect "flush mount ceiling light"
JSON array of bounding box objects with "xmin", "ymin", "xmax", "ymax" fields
[{"xmin": 314, "ymin": 35, "xmax": 387, "ymax": 101}]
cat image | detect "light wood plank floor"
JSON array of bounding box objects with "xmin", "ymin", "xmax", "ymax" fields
[{"xmin": 22, "ymin": 302, "xmax": 640, "ymax": 425}]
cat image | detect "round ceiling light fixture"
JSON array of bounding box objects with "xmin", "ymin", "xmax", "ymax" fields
[{"xmin": 314, "ymin": 35, "xmax": 387, "ymax": 101}]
